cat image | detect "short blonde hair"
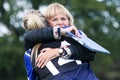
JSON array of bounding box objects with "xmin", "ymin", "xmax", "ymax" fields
[
  {"xmin": 44, "ymin": 3, "xmax": 74, "ymax": 26},
  {"xmin": 23, "ymin": 10, "xmax": 48, "ymax": 31}
]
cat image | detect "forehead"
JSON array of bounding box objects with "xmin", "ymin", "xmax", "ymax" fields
[
  {"xmin": 52, "ymin": 13, "xmax": 67, "ymax": 18},
  {"xmin": 50, "ymin": 13, "xmax": 67, "ymax": 20}
]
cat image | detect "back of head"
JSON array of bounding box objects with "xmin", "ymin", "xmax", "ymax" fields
[
  {"xmin": 23, "ymin": 10, "xmax": 48, "ymax": 31},
  {"xmin": 23, "ymin": 10, "xmax": 45, "ymax": 63},
  {"xmin": 44, "ymin": 3, "xmax": 74, "ymax": 26}
]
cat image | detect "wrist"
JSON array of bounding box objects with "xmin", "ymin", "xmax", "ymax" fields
[
  {"xmin": 62, "ymin": 46, "xmax": 72, "ymax": 59},
  {"xmin": 53, "ymin": 27, "xmax": 61, "ymax": 39},
  {"xmin": 58, "ymin": 48, "xmax": 66, "ymax": 57}
]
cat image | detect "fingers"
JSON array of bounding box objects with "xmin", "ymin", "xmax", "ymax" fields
[
  {"xmin": 36, "ymin": 53, "xmax": 44, "ymax": 68},
  {"xmin": 41, "ymin": 59, "xmax": 49, "ymax": 68},
  {"xmin": 35, "ymin": 48, "xmax": 59, "ymax": 68},
  {"xmin": 36, "ymin": 53, "xmax": 46, "ymax": 68},
  {"xmin": 64, "ymin": 27, "xmax": 81, "ymax": 37},
  {"xmin": 36, "ymin": 52, "xmax": 50, "ymax": 68},
  {"xmin": 71, "ymin": 26, "xmax": 81, "ymax": 38},
  {"xmin": 75, "ymin": 29, "xmax": 81, "ymax": 38}
]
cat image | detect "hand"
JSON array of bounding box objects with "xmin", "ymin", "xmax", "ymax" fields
[
  {"xmin": 36, "ymin": 48, "xmax": 60, "ymax": 68},
  {"xmin": 61, "ymin": 26, "xmax": 80, "ymax": 37},
  {"xmin": 71, "ymin": 26, "xmax": 80, "ymax": 37}
]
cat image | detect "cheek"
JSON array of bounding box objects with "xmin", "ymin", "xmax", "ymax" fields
[
  {"xmin": 64, "ymin": 21, "xmax": 69, "ymax": 26},
  {"xmin": 49, "ymin": 21, "xmax": 58, "ymax": 27}
]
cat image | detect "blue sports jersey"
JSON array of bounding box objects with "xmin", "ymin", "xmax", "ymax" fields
[{"xmin": 24, "ymin": 49, "xmax": 37, "ymax": 80}]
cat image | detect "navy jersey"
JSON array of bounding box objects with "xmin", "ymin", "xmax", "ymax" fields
[
  {"xmin": 24, "ymin": 28, "xmax": 98, "ymax": 80},
  {"xmin": 24, "ymin": 40, "xmax": 98, "ymax": 80}
]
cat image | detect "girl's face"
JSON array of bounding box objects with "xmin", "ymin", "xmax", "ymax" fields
[{"xmin": 48, "ymin": 14, "xmax": 69, "ymax": 28}]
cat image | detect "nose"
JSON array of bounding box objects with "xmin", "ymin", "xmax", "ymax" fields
[
  {"xmin": 58, "ymin": 19, "xmax": 63, "ymax": 24},
  {"xmin": 57, "ymin": 19, "xmax": 64, "ymax": 26}
]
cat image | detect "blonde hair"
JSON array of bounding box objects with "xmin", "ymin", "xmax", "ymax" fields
[
  {"xmin": 44, "ymin": 3, "xmax": 74, "ymax": 26},
  {"xmin": 23, "ymin": 10, "xmax": 48, "ymax": 31},
  {"xmin": 23, "ymin": 10, "xmax": 47, "ymax": 63},
  {"xmin": 31, "ymin": 43, "xmax": 41, "ymax": 66}
]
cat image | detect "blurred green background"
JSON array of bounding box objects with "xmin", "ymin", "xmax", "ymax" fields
[{"xmin": 0, "ymin": 0, "xmax": 120, "ymax": 80}]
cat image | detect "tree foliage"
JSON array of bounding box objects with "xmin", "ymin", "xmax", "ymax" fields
[{"xmin": 0, "ymin": 0, "xmax": 120, "ymax": 80}]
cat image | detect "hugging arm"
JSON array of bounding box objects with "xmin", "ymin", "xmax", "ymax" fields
[
  {"xmin": 24, "ymin": 27, "xmax": 56, "ymax": 50},
  {"xmin": 24, "ymin": 27, "xmax": 96, "ymax": 61},
  {"xmin": 24, "ymin": 26, "xmax": 80, "ymax": 50},
  {"xmin": 67, "ymin": 45, "xmax": 96, "ymax": 61}
]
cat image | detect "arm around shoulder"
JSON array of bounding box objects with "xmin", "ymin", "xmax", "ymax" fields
[{"xmin": 24, "ymin": 27, "xmax": 54, "ymax": 43}]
